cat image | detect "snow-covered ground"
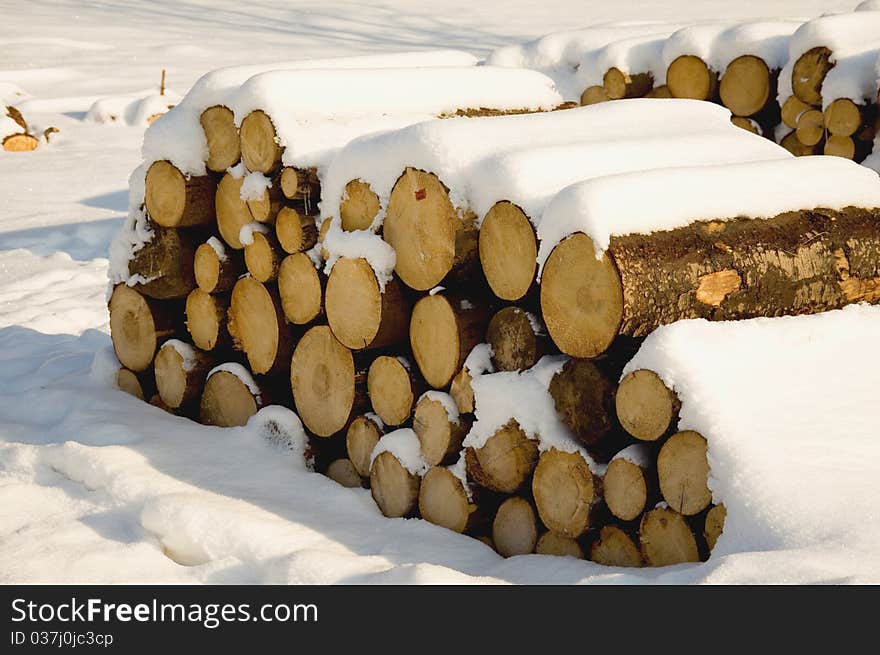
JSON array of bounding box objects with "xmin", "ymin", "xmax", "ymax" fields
[{"xmin": 0, "ymin": 0, "xmax": 874, "ymax": 584}]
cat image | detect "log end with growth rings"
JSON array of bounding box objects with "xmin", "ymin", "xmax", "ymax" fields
[
  {"xmin": 199, "ymin": 370, "xmax": 259, "ymax": 427},
  {"xmin": 657, "ymin": 430, "xmax": 712, "ymax": 516},
  {"xmin": 478, "ymin": 201, "xmax": 537, "ymax": 302},
  {"xmin": 418, "ymin": 466, "xmax": 473, "ymax": 533},
  {"xmin": 239, "ymin": 109, "xmax": 282, "ymax": 174},
  {"xmin": 532, "ymin": 448, "xmax": 601, "ymax": 538},
  {"xmin": 346, "ymin": 415, "xmax": 383, "ymax": 478},
  {"xmin": 492, "ymin": 497, "xmax": 538, "ymax": 557},
  {"xmin": 367, "ymin": 356, "xmax": 416, "ymax": 427},
  {"xmin": 200, "ymin": 105, "xmax": 240, "ymax": 173},
  {"xmin": 615, "ymin": 369, "xmax": 678, "ymax": 442},
  {"xmin": 340, "ymin": 179, "xmax": 381, "ymax": 231},
  {"xmin": 278, "ymin": 253, "xmax": 323, "ymax": 325},
  {"xmin": 370, "ymin": 451, "xmax": 420, "ymax": 518}
]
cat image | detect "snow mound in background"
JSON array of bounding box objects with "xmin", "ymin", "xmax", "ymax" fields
[
  {"xmin": 87, "ymin": 92, "xmax": 180, "ymax": 126},
  {"xmin": 624, "ymin": 304, "xmax": 880, "ymax": 578}
]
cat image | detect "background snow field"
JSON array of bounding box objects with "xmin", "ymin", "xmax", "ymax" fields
[{"xmin": 1, "ymin": 0, "xmax": 877, "ymax": 584}]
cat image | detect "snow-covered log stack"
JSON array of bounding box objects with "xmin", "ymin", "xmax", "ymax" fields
[{"xmin": 109, "ymin": 50, "xmax": 880, "ymax": 567}]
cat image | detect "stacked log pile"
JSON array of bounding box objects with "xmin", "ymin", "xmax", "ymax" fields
[{"xmin": 109, "ymin": 59, "xmax": 880, "ymax": 570}]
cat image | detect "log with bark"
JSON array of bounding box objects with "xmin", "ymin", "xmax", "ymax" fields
[
  {"xmin": 154, "ymin": 341, "xmax": 214, "ymax": 409},
  {"xmin": 464, "ymin": 420, "xmax": 538, "ymax": 493},
  {"xmin": 275, "ymin": 206, "xmax": 318, "ymax": 254},
  {"xmin": 199, "ymin": 368, "xmax": 264, "ymax": 427},
  {"xmin": 492, "ymin": 497, "xmax": 538, "ymax": 557},
  {"xmin": 126, "ymin": 224, "xmax": 197, "ymax": 300},
  {"xmin": 370, "ymin": 451, "xmax": 420, "ymax": 518},
  {"xmin": 413, "ymin": 393, "xmax": 471, "ymax": 466},
  {"xmin": 540, "ymin": 208, "xmax": 880, "ymax": 359},
  {"xmin": 485, "ymin": 306, "xmax": 549, "ymax": 372},
  {"xmin": 194, "ymin": 240, "xmax": 242, "ymax": 294},
  {"xmin": 409, "ymin": 291, "xmax": 489, "ymax": 389},
  {"xmin": 367, "ymin": 356, "xmax": 423, "ymax": 427},
  {"xmin": 657, "ymin": 430, "xmax": 712, "ymax": 516},
  {"xmin": 109, "ymin": 284, "xmax": 178, "ymax": 372},
  {"xmin": 478, "ymin": 201, "xmax": 538, "ymax": 302},
  {"xmin": 144, "ymin": 161, "xmax": 215, "ymax": 228},
  {"xmin": 666, "ymin": 55, "xmax": 719, "ymax": 100},
  {"xmin": 290, "ymin": 325, "xmax": 368, "ymax": 437},
  {"xmin": 345, "ymin": 415, "xmax": 384, "ymax": 478},
  {"xmin": 200, "ymin": 105, "xmax": 240, "ymax": 173},
  {"xmin": 228, "ymin": 277, "xmax": 294, "ymax": 376},
  {"xmin": 383, "ymin": 168, "xmax": 478, "ymax": 290},
  {"xmin": 185, "ymin": 288, "xmax": 231, "ymax": 351},
  {"xmin": 590, "ymin": 525, "xmax": 644, "ymax": 567},
  {"xmin": 532, "ymin": 448, "xmax": 602, "ymax": 538},
  {"xmin": 615, "ymin": 369, "xmax": 680, "ymax": 442},
  {"xmin": 639, "ymin": 506, "xmax": 700, "ymax": 566},
  {"xmin": 325, "ymin": 258, "xmax": 410, "ymax": 350},
  {"xmin": 278, "ymin": 252, "xmax": 324, "ymax": 325}
]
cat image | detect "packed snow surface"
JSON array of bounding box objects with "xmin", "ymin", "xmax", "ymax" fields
[
  {"xmin": 623, "ymin": 305, "xmax": 880, "ymax": 580},
  {"xmin": 1, "ymin": 0, "xmax": 875, "ymax": 585},
  {"xmin": 321, "ymin": 99, "xmax": 743, "ymax": 225},
  {"xmin": 537, "ymin": 156, "xmax": 880, "ymax": 269}
]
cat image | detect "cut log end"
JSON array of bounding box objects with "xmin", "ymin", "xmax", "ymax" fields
[
  {"xmin": 367, "ymin": 356, "xmax": 417, "ymax": 427},
  {"xmin": 639, "ymin": 507, "xmax": 700, "ymax": 566},
  {"xmin": 548, "ymin": 358, "xmax": 617, "ymax": 447},
  {"xmin": 340, "ymin": 179, "xmax": 380, "ymax": 231},
  {"xmin": 418, "ymin": 466, "xmax": 473, "ymax": 533},
  {"xmin": 194, "ymin": 242, "xmax": 238, "ymax": 293},
  {"xmin": 216, "ymin": 172, "xmax": 254, "ymax": 250},
  {"xmin": 280, "ymin": 167, "xmax": 319, "ymax": 201},
  {"xmin": 410, "ymin": 292, "xmax": 488, "ymax": 389},
  {"xmin": 590, "ymin": 526, "xmax": 643, "ymax": 567},
  {"xmin": 109, "ymin": 284, "xmax": 173, "ymax": 372},
  {"xmin": 615, "ymin": 369, "xmax": 678, "ymax": 442},
  {"xmin": 199, "ymin": 370, "xmax": 260, "ymax": 427},
  {"xmin": 657, "ymin": 430, "xmax": 711, "ymax": 516},
  {"xmin": 276, "ymin": 207, "xmax": 317, "ymax": 254},
  {"xmin": 580, "ymin": 85, "xmax": 610, "ymax": 106},
  {"xmin": 781, "ymin": 95, "xmax": 812, "ymax": 130},
  {"xmin": 384, "ymin": 168, "xmax": 476, "ymax": 291},
  {"xmin": 719, "ymin": 55, "xmax": 771, "ymax": 117},
  {"xmin": 492, "ymin": 497, "xmax": 538, "ymax": 557},
  {"xmin": 117, "ymin": 368, "xmax": 149, "ymax": 400},
  {"xmin": 796, "ymin": 108, "xmax": 825, "ymax": 147},
  {"xmin": 145, "ymin": 160, "xmax": 214, "ymax": 228},
  {"xmin": 278, "ymin": 253, "xmax": 323, "ymax": 325},
  {"xmin": 449, "ymin": 366, "xmax": 475, "ymax": 414},
  {"xmin": 667, "ymin": 55, "xmax": 718, "ymax": 101},
  {"xmin": 824, "ymin": 134, "xmax": 856, "ymax": 159},
  {"xmin": 154, "ymin": 341, "xmax": 212, "ymax": 409},
  {"xmin": 479, "ymin": 201, "xmax": 537, "ymax": 302},
  {"xmin": 413, "ymin": 394, "xmax": 469, "ymax": 466},
  {"xmin": 540, "ymin": 232, "xmax": 623, "ymax": 359},
  {"xmin": 603, "ymin": 68, "xmax": 653, "ymax": 100},
  {"xmin": 370, "ymin": 451, "xmax": 420, "ymax": 518},
  {"xmin": 200, "ymin": 105, "xmax": 240, "ymax": 172},
  {"xmin": 465, "ymin": 420, "xmax": 538, "ymax": 494},
  {"xmin": 2, "ymin": 133, "xmax": 39, "ymax": 152},
  {"xmin": 791, "ymin": 47, "xmax": 833, "ymax": 106},
  {"xmin": 291, "ymin": 325, "xmax": 361, "ymax": 437},
  {"xmin": 244, "ymin": 231, "xmax": 282, "ymax": 283},
  {"xmin": 824, "ymin": 98, "xmax": 862, "ymax": 137},
  {"xmin": 327, "ymin": 458, "xmax": 363, "ymax": 488},
  {"xmin": 486, "ymin": 306, "xmax": 544, "ymax": 372},
  {"xmin": 185, "ymin": 288, "xmax": 229, "ymax": 351},
  {"xmin": 645, "ymin": 85, "xmax": 672, "ymax": 99},
  {"xmin": 326, "ymin": 258, "xmax": 409, "ymax": 350},
  {"xmin": 239, "ymin": 109, "xmax": 281, "ymax": 174},
  {"xmin": 532, "ymin": 448, "xmax": 601, "ymax": 538},
  {"xmin": 346, "ymin": 415, "xmax": 383, "ymax": 478},
  {"xmin": 704, "ymin": 504, "xmax": 727, "ymax": 552},
  {"xmin": 228, "ymin": 277, "xmax": 290, "ymax": 375},
  {"xmin": 604, "ymin": 457, "xmax": 649, "ymax": 522},
  {"xmin": 536, "ymin": 532, "xmax": 585, "ymax": 559}
]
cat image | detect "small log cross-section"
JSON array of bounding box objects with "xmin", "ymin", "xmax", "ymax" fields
[
  {"xmin": 604, "ymin": 449, "xmax": 655, "ymax": 522},
  {"xmin": 541, "ymin": 208, "xmax": 880, "ymax": 359},
  {"xmin": 244, "ymin": 230, "xmax": 283, "ymax": 283},
  {"xmin": 536, "ymin": 532, "xmax": 585, "ymax": 559},
  {"xmin": 478, "ymin": 201, "xmax": 538, "ymax": 302},
  {"xmin": 383, "ymin": 168, "xmax": 478, "ymax": 290},
  {"xmin": 154, "ymin": 341, "xmax": 213, "ymax": 409},
  {"xmin": 275, "ymin": 207, "xmax": 317, "ymax": 254},
  {"xmin": 719, "ymin": 55, "xmax": 772, "ymax": 118},
  {"xmin": 367, "ymin": 356, "xmax": 422, "ymax": 427},
  {"xmin": 145, "ymin": 161, "xmax": 215, "ymax": 228},
  {"xmin": 465, "ymin": 420, "xmax": 538, "ymax": 493},
  {"xmin": 449, "ymin": 366, "xmax": 476, "ymax": 414},
  {"xmin": 532, "ymin": 448, "xmax": 602, "ymax": 538},
  {"xmin": 345, "ymin": 415, "xmax": 384, "ymax": 478},
  {"xmin": 327, "ymin": 459, "xmax": 363, "ymax": 488},
  {"xmin": 185, "ymin": 288, "xmax": 230, "ymax": 351},
  {"xmin": 326, "ymin": 258, "xmax": 410, "ymax": 350},
  {"xmin": 109, "ymin": 284, "xmax": 177, "ymax": 372},
  {"xmin": 370, "ymin": 451, "xmax": 420, "ymax": 518},
  {"xmin": 492, "ymin": 497, "xmax": 538, "ymax": 557},
  {"xmin": 194, "ymin": 241, "xmax": 242, "ymax": 294},
  {"xmin": 117, "ymin": 367, "xmax": 155, "ymax": 401},
  {"xmin": 796, "ymin": 108, "xmax": 824, "ymax": 147},
  {"xmin": 639, "ymin": 507, "xmax": 700, "ymax": 566},
  {"xmin": 410, "ymin": 292, "xmax": 488, "ymax": 389},
  {"xmin": 280, "ymin": 167, "xmax": 320, "ymax": 202},
  {"xmin": 228, "ymin": 277, "xmax": 293, "ymax": 376},
  {"xmin": 413, "ymin": 394, "xmax": 471, "ymax": 466},
  {"xmin": 486, "ymin": 306, "xmax": 547, "ymax": 372},
  {"xmin": 278, "ymin": 253, "xmax": 324, "ymax": 325},
  {"xmin": 590, "ymin": 525, "xmax": 643, "ymax": 567},
  {"xmin": 580, "ymin": 86, "xmax": 610, "ymax": 105},
  {"xmin": 239, "ymin": 110, "xmax": 282, "ymax": 174},
  {"xmin": 666, "ymin": 55, "xmax": 718, "ymax": 100},
  {"xmin": 199, "ymin": 369, "xmax": 262, "ymax": 427},
  {"xmin": 603, "ymin": 68, "xmax": 653, "ymax": 100},
  {"xmin": 127, "ymin": 224, "xmax": 197, "ymax": 299},
  {"xmin": 291, "ymin": 325, "xmax": 367, "ymax": 437},
  {"xmin": 340, "ymin": 179, "xmax": 381, "ymax": 232},
  {"xmin": 781, "ymin": 95, "xmax": 812, "ymax": 129},
  {"xmin": 548, "ymin": 358, "xmax": 618, "ymax": 447},
  {"xmin": 2, "ymin": 134, "xmax": 39, "ymax": 152},
  {"xmin": 615, "ymin": 369, "xmax": 680, "ymax": 441},
  {"xmin": 419, "ymin": 466, "xmax": 476, "ymax": 533},
  {"xmin": 791, "ymin": 47, "xmax": 833, "ymax": 106},
  {"xmin": 200, "ymin": 105, "xmax": 240, "ymax": 173},
  {"xmin": 704, "ymin": 504, "xmax": 727, "ymax": 552},
  {"xmin": 657, "ymin": 430, "xmax": 712, "ymax": 516},
  {"xmin": 216, "ymin": 172, "xmax": 256, "ymax": 250}
]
